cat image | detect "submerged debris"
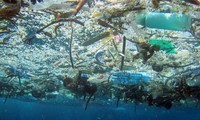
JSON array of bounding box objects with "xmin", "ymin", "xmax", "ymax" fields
[
  {"xmin": 1, "ymin": 0, "xmax": 200, "ymax": 110},
  {"xmin": 0, "ymin": 0, "xmax": 21, "ymax": 19},
  {"xmin": 23, "ymin": 18, "xmax": 84, "ymax": 44}
]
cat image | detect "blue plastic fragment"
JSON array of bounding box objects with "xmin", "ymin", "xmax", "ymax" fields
[
  {"xmin": 10, "ymin": 68, "xmax": 31, "ymax": 79},
  {"xmin": 0, "ymin": 33, "xmax": 6, "ymax": 38},
  {"xmin": 105, "ymin": 67, "xmax": 113, "ymax": 72},
  {"xmin": 95, "ymin": 51, "xmax": 106, "ymax": 65},
  {"xmin": 188, "ymin": 67, "xmax": 200, "ymax": 76},
  {"xmin": 111, "ymin": 71, "xmax": 151, "ymax": 85},
  {"xmin": 81, "ymin": 73, "xmax": 89, "ymax": 79}
]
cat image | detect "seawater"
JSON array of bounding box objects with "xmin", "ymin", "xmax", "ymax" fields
[{"xmin": 1, "ymin": 98, "xmax": 200, "ymax": 120}]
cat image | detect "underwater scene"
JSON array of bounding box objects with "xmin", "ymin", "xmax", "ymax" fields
[{"xmin": 1, "ymin": 0, "xmax": 200, "ymax": 119}]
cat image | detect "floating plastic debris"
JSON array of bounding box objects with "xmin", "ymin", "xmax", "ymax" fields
[
  {"xmin": 1, "ymin": 0, "xmax": 200, "ymax": 112},
  {"xmin": 81, "ymin": 30, "xmax": 111, "ymax": 46},
  {"xmin": 0, "ymin": 33, "xmax": 6, "ymax": 38},
  {"xmin": 136, "ymin": 12, "xmax": 192, "ymax": 31},
  {"xmin": 8, "ymin": 67, "xmax": 32, "ymax": 79},
  {"xmin": 189, "ymin": 67, "xmax": 200, "ymax": 75},
  {"xmin": 99, "ymin": 74, "xmax": 104, "ymax": 79},
  {"xmin": 148, "ymin": 39, "xmax": 176, "ymax": 54},
  {"xmin": 184, "ymin": 0, "xmax": 200, "ymax": 5},
  {"xmin": 80, "ymin": 73, "xmax": 89, "ymax": 79},
  {"xmin": 0, "ymin": 0, "xmax": 21, "ymax": 19},
  {"xmin": 95, "ymin": 51, "xmax": 106, "ymax": 65},
  {"xmin": 186, "ymin": 67, "xmax": 200, "ymax": 86},
  {"xmin": 111, "ymin": 71, "xmax": 151, "ymax": 85}
]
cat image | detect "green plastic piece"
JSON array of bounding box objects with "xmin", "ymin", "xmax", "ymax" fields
[
  {"xmin": 148, "ymin": 39, "xmax": 176, "ymax": 54},
  {"xmin": 136, "ymin": 12, "xmax": 192, "ymax": 31}
]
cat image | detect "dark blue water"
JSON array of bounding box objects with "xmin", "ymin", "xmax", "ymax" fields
[{"xmin": 0, "ymin": 98, "xmax": 200, "ymax": 120}]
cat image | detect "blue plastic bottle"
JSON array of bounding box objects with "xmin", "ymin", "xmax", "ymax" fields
[{"xmin": 111, "ymin": 71, "xmax": 151, "ymax": 85}]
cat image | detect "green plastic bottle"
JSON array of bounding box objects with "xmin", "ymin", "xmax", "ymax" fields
[{"xmin": 136, "ymin": 12, "xmax": 192, "ymax": 31}]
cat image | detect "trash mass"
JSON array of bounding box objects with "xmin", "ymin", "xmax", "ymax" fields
[{"xmin": 1, "ymin": 0, "xmax": 200, "ymax": 110}]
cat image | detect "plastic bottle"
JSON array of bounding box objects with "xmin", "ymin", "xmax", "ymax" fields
[
  {"xmin": 136, "ymin": 12, "xmax": 192, "ymax": 31},
  {"xmin": 111, "ymin": 71, "xmax": 151, "ymax": 85}
]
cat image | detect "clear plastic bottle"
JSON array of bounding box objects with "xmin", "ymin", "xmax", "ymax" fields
[{"xmin": 136, "ymin": 12, "xmax": 192, "ymax": 31}]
